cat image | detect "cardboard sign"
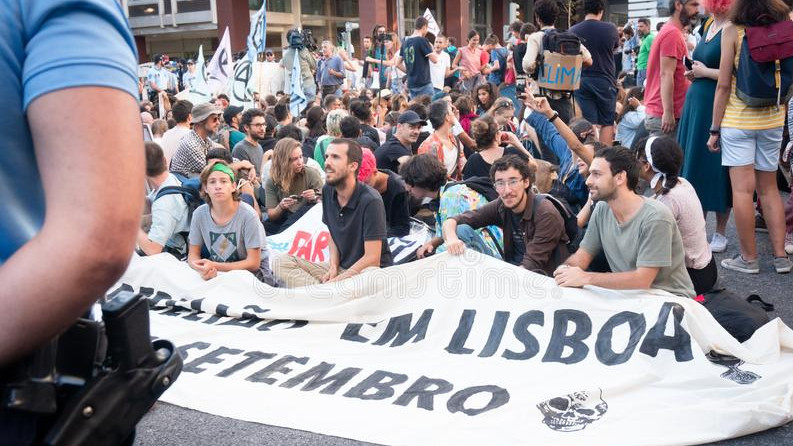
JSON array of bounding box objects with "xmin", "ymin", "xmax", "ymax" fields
[{"xmin": 537, "ymin": 51, "xmax": 583, "ymax": 91}]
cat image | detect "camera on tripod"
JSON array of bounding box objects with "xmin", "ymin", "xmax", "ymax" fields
[{"xmin": 375, "ymin": 32, "xmax": 392, "ymax": 44}]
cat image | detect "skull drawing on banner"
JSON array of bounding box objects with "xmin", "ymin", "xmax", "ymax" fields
[
  {"xmin": 706, "ymin": 351, "xmax": 761, "ymax": 385},
  {"xmin": 537, "ymin": 390, "xmax": 608, "ymax": 432}
]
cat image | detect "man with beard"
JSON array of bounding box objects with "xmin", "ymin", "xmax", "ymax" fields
[
  {"xmin": 273, "ymin": 139, "xmax": 393, "ymax": 287},
  {"xmin": 170, "ymin": 102, "xmax": 221, "ymax": 177},
  {"xmin": 442, "ymin": 155, "xmax": 570, "ymax": 276},
  {"xmin": 642, "ymin": 0, "xmax": 700, "ymax": 137},
  {"xmin": 634, "ymin": 18, "xmax": 654, "ymax": 87},
  {"xmin": 232, "ymin": 108, "xmax": 266, "ymax": 177},
  {"xmin": 553, "ymin": 147, "xmax": 695, "ymax": 298},
  {"xmin": 375, "ymin": 110, "xmax": 424, "ymax": 172}
]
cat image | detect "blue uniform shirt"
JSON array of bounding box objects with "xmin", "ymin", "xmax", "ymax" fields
[{"xmin": 0, "ymin": 0, "xmax": 139, "ymax": 262}]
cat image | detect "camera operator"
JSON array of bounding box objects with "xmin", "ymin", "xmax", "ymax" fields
[
  {"xmin": 281, "ymin": 28, "xmax": 318, "ymax": 107},
  {"xmin": 365, "ymin": 24, "xmax": 391, "ymax": 89},
  {"xmin": 1, "ymin": 0, "xmax": 145, "ymax": 442}
]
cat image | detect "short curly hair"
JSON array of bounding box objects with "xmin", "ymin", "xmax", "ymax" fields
[{"xmin": 399, "ymin": 154, "xmax": 447, "ymax": 193}]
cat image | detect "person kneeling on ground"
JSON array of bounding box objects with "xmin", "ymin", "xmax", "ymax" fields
[
  {"xmin": 554, "ymin": 146, "xmax": 695, "ymax": 298},
  {"xmin": 188, "ymin": 160, "xmax": 277, "ymax": 286},
  {"xmin": 273, "ymin": 139, "xmax": 393, "ymax": 287},
  {"xmin": 443, "ymin": 155, "xmax": 570, "ymax": 275}
]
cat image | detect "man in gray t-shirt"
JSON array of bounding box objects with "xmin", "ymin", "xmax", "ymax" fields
[
  {"xmin": 554, "ymin": 147, "xmax": 695, "ymax": 298},
  {"xmin": 232, "ymin": 109, "xmax": 266, "ymax": 177}
]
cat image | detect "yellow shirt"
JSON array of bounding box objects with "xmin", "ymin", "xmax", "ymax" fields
[{"xmin": 721, "ymin": 26, "xmax": 786, "ymax": 130}]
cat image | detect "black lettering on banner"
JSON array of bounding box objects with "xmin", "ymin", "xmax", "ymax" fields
[
  {"xmin": 183, "ymin": 346, "xmax": 245, "ymax": 374},
  {"xmin": 183, "ymin": 310, "xmax": 204, "ymax": 322},
  {"xmin": 218, "ymin": 304, "xmax": 271, "ymax": 329},
  {"xmin": 161, "ymin": 305, "xmax": 191, "ymax": 318},
  {"xmin": 542, "ymin": 309, "xmax": 592, "ymax": 364},
  {"xmin": 502, "ymin": 310, "xmax": 544, "ymax": 360},
  {"xmin": 176, "ymin": 341, "xmax": 211, "ymax": 363},
  {"xmin": 106, "ymin": 283, "xmax": 133, "ymax": 300},
  {"xmin": 478, "ymin": 311, "xmax": 510, "ymax": 358},
  {"xmin": 343, "ymin": 370, "xmax": 409, "ymax": 400},
  {"xmin": 280, "ymin": 362, "xmax": 363, "ymax": 395},
  {"xmin": 257, "ymin": 319, "xmax": 294, "ymax": 331},
  {"xmin": 445, "ymin": 309, "xmax": 476, "ymax": 355},
  {"xmin": 340, "ymin": 323, "xmax": 379, "ymax": 343},
  {"xmin": 231, "ymin": 60, "xmax": 252, "ymax": 103},
  {"xmin": 217, "ymin": 351, "xmax": 276, "ymax": 377},
  {"xmin": 246, "ymin": 355, "xmax": 309, "ymax": 385},
  {"xmin": 372, "ymin": 310, "xmax": 434, "ymax": 347},
  {"xmin": 392, "ymin": 376, "xmax": 454, "ymax": 411},
  {"xmin": 138, "ymin": 287, "xmax": 154, "ymax": 297},
  {"xmin": 595, "ymin": 311, "xmax": 647, "ymax": 366},
  {"xmin": 215, "ymin": 304, "xmax": 231, "ymax": 317},
  {"xmin": 149, "ymin": 291, "xmax": 173, "ymax": 306},
  {"xmin": 447, "ymin": 385, "xmax": 510, "ymax": 416},
  {"xmin": 202, "ymin": 314, "xmax": 223, "ymax": 325},
  {"xmin": 639, "ymin": 302, "xmax": 693, "ymax": 362}
]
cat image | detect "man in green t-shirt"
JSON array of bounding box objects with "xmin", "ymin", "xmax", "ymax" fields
[
  {"xmin": 635, "ymin": 18, "xmax": 655, "ymax": 87},
  {"xmin": 553, "ymin": 147, "xmax": 695, "ymax": 298}
]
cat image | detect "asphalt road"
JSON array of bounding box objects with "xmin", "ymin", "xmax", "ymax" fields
[{"xmin": 134, "ymin": 207, "xmax": 793, "ymax": 446}]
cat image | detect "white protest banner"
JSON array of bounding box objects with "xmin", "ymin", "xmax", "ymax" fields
[
  {"xmin": 247, "ymin": 1, "xmax": 266, "ymax": 63},
  {"xmin": 115, "ymin": 251, "xmax": 793, "ymax": 446},
  {"xmin": 207, "ymin": 27, "xmax": 233, "ymax": 95},
  {"xmin": 424, "ymin": 8, "xmax": 441, "ymax": 36},
  {"xmin": 267, "ymin": 203, "xmax": 431, "ymax": 266},
  {"xmin": 250, "ymin": 61, "xmax": 283, "ymax": 97},
  {"xmin": 176, "ymin": 45, "xmax": 212, "ymax": 105}
]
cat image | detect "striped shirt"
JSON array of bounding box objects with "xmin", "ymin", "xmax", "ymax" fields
[{"xmin": 721, "ymin": 26, "xmax": 786, "ymax": 130}]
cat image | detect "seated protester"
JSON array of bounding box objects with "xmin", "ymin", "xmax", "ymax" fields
[
  {"xmin": 273, "ymin": 139, "xmax": 393, "ymax": 287},
  {"xmin": 322, "ymin": 93, "xmax": 343, "ymax": 112},
  {"xmin": 473, "ymin": 82, "xmax": 498, "ymax": 116},
  {"xmin": 524, "ymin": 97, "xmax": 595, "ymax": 210},
  {"xmin": 263, "ymin": 138, "xmax": 324, "ymax": 235},
  {"xmin": 273, "ymin": 102, "xmax": 292, "ymax": 127},
  {"xmin": 616, "ymin": 86, "xmax": 646, "ymax": 150},
  {"xmin": 375, "ymin": 110, "xmax": 424, "ymax": 173},
  {"xmin": 635, "ymin": 136, "xmax": 716, "ymax": 295},
  {"xmin": 339, "ymin": 115, "xmax": 379, "ymax": 151},
  {"xmin": 170, "ymin": 102, "xmax": 222, "ymax": 178},
  {"xmin": 303, "ymin": 106, "xmax": 326, "ymax": 158},
  {"xmin": 443, "ymin": 155, "xmax": 570, "ymax": 275},
  {"xmin": 159, "ymin": 99, "xmax": 193, "ymax": 164},
  {"xmin": 349, "ymin": 99, "xmax": 381, "ymax": 148},
  {"xmin": 261, "ymin": 125, "xmax": 325, "ymax": 186},
  {"xmin": 455, "ymin": 95, "xmax": 478, "ymax": 135},
  {"xmin": 405, "ymin": 102, "xmax": 431, "ymax": 151},
  {"xmin": 260, "ymin": 114, "xmax": 279, "ymax": 154},
  {"xmin": 402, "ymin": 154, "xmax": 504, "ymax": 260},
  {"xmin": 205, "ymin": 148, "xmax": 262, "ymax": 218},
  {"xmin": 418, "ymin": 100, "xmax": 466, "ymax": 180},
  {"xmin": 138, "ymin": 142, "xmax": 190, "ymax": 257},
  {"xmin": 358, "ymin": 148, "xmax": 411, "ymax": 237},
  {"xmin": 554, "ymin": 147, "xmax": 695, "ymax": 298},
  {"xmin": 314, "ymin": 109, "xmax": 348, "ymax": 169},
  {"xmin": 188, "ymin": 160, "xmax": 277, "ymax": 286},
  {"xmin": 223, "ymin": 105, "xmax": 245, "ymax": 150},
  {"xmin": 463, "ymin": 115, "xmax": 532, "ymax": 180},
  {"xmin": 488, "ymin": 97, "xmax": 518, "ymax": 133},
  {"xmin": 232, "ymin": 108, "xmax": 266, "ymax": 178}
]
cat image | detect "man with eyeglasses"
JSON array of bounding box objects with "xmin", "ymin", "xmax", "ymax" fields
[
  {"xmin": 442, "ymin": 154, "xmax": 570, "ymax": 275},
  {"xmin": 232, "ymin": 108, "xmax": 267, "ymax": 178},
  {"xmin": 170, "ymin": 102, "xmax": 222, "ymax": 178}
]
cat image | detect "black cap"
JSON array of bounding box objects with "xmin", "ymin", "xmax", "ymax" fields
[
  {"xmin": 223, "ymin": 105, "xmax": 244, "ymax": 125},
  {"xmin": 397, "ymin": 110, "xmax": 426, "ymax": 125}
]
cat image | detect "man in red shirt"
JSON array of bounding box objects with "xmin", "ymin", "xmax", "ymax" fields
[{"xmin": 643, "ymin": 0, "xmax": 700, "ymax": 137}]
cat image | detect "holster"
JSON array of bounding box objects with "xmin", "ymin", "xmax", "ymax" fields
[{"xmin": 2, "ymin": 290, "xmax": 182, "ymax": 446}]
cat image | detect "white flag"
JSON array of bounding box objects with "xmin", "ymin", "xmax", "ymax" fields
[
  {"xmin": 207, "ymin": 27, "xmax": 233, "ymax": 95},
  {"xmin": 178, "ymin": 45, "xmax": 212, "ymax": 105},
  {"xmin": 247, "ymin": 1, "xmax": 266, "ymax": 63},
  {"xmin": 289, "ymin": 52, "xmax": 307, "ymax": 117},
  {"xmin": 228, "ymin": 58, "xmax": 256, "ymax": 108},
  {"xmin": 423, "ymin": 8, "xmax": 441, "ymax": 36}
]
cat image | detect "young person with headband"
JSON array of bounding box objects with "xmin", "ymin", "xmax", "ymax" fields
[
  {"xmin": 635, "ymin": 136, "xmax": 717, "ymax": 295},
  {"xmin": 188, "ymin": 160, "xmax": 277, "ymax": 286}
]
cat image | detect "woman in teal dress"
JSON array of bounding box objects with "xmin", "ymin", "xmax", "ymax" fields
[{"xmin": 676, "ymin": 0, "xmax": 733, "ymax": 253}]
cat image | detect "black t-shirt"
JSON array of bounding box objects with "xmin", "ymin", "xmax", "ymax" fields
[
  {"xmin": 375, "ymin": 136, "xmax": 412, "ymax": 173},
  {"xmin": 380, "ymin": 170, "xmax": 411, "ymax": 237},
  {"xmin": 361, "ymin": 124, "xmax": 381, "ymax": 149},
  {"xmin": 569, "ymin": 19, "xmax": 619, "ymax": 83},
  {"xmin": 462, "ymin": 146, "xmax": 527, "ymax": 180},
  {"xmin": 513, "ymin": 42, "xmax": 528, "ymax": 75},
  {"xmin": 357, "ymin": 136, "xmax": 379, "ymax": 151},
  {"xmin": 507, "ymin": 210, "xmax": 526, "ymax": 266},
  {"xmin": 400, "ymin": 36, "xmax": 433, "ymax": 88},
  {"xmin": 260, "ymin": 137, "xmax": 277, "ymax": 155},
  {"xmin": 322, "ymin": 182, "xmax": 393, "ymax": 269}
]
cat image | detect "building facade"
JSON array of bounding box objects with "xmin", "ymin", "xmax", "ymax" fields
[{"xmin": 124, "ymin": 0, "xmax": 643, "ymax": 63}]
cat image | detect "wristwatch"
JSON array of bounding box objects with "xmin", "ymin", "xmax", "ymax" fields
[
  {"xmin": 548, "ymin": 111, "xmax": 560, "ymax": 122},
  {"xmin": 709, "ymin": 127, "xmax": 720, "ymax": 135}
]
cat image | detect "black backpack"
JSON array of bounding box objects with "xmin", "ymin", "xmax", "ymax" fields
[
  {"xmin": 534, "ymin": 29, "xmax": 583, "ymax": 81},
  {"xmin": 531, "ymin": 193, "xmax": 580, "ymax": 253}
]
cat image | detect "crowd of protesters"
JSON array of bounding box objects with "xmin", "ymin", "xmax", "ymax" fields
[{"xmin": 138, "ymin": 0, "xmax": 793, "ymax": 301}]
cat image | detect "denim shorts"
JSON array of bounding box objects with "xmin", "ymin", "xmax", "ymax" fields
[{"xmin": 720, "ymin": 127, "xmax": 783, "ymax": 172}]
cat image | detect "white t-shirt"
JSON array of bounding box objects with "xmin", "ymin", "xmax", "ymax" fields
[
  {"xmin": 159, "ymin": 125, "xmax": 191, "ymax": 165},
  {"xmin": 655, "ymin": 178, "xmax": 712, "ymax": 270},
  {"xmin": 429, "ymin": 51, "xmax": 450, "ymax": 90},
  {"xmin": 147, "ymin": 173, "xmax": 190, "ymax": 253}
]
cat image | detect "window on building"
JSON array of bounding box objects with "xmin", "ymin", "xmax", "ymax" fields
[
  {"xmin": 301, "ymin": 0, "xmax": 326, "ymax": 16},
  {"xmin": 332, "ymin": 0, "xmax": 358, "ymax": 17},
  {"xmin": 470, "ymin": 0, "xmax": 491, "ymax": 39},
  {"xmin": 129, "ymin": 0, "xmax": 172, "ymax": 18},
  {"xmin": 402, "ymin": 0, "xmax": 443, "ymax": 36},
  {"xmin": 177, "ymin": 0, "xmax": 211, "ymax": 13},
  {"xmin": 266, "ymin": 0, "xmax": 291, "ymax": 13}
]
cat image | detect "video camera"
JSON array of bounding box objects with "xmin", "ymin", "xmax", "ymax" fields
[
  {"xmin": 288, "ymin": 28, "xmax": 318, "ymax": 53},
  {"xmin": 375, "ymin": 32, "xmax": 392, "ymax": 44}
]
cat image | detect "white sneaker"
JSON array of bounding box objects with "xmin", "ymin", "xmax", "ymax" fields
[
  {"xmin": 785, "ymin": 233, "xmax": 793, "ymax": 255},
  {"xmin": 710, "ymin": 233, "xmax": 728, "ymax": 253}
]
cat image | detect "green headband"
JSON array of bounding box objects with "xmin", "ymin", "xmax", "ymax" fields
[{"xmin": 210, "ymin": 163, "xmax": 236, "ymax": 182}]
